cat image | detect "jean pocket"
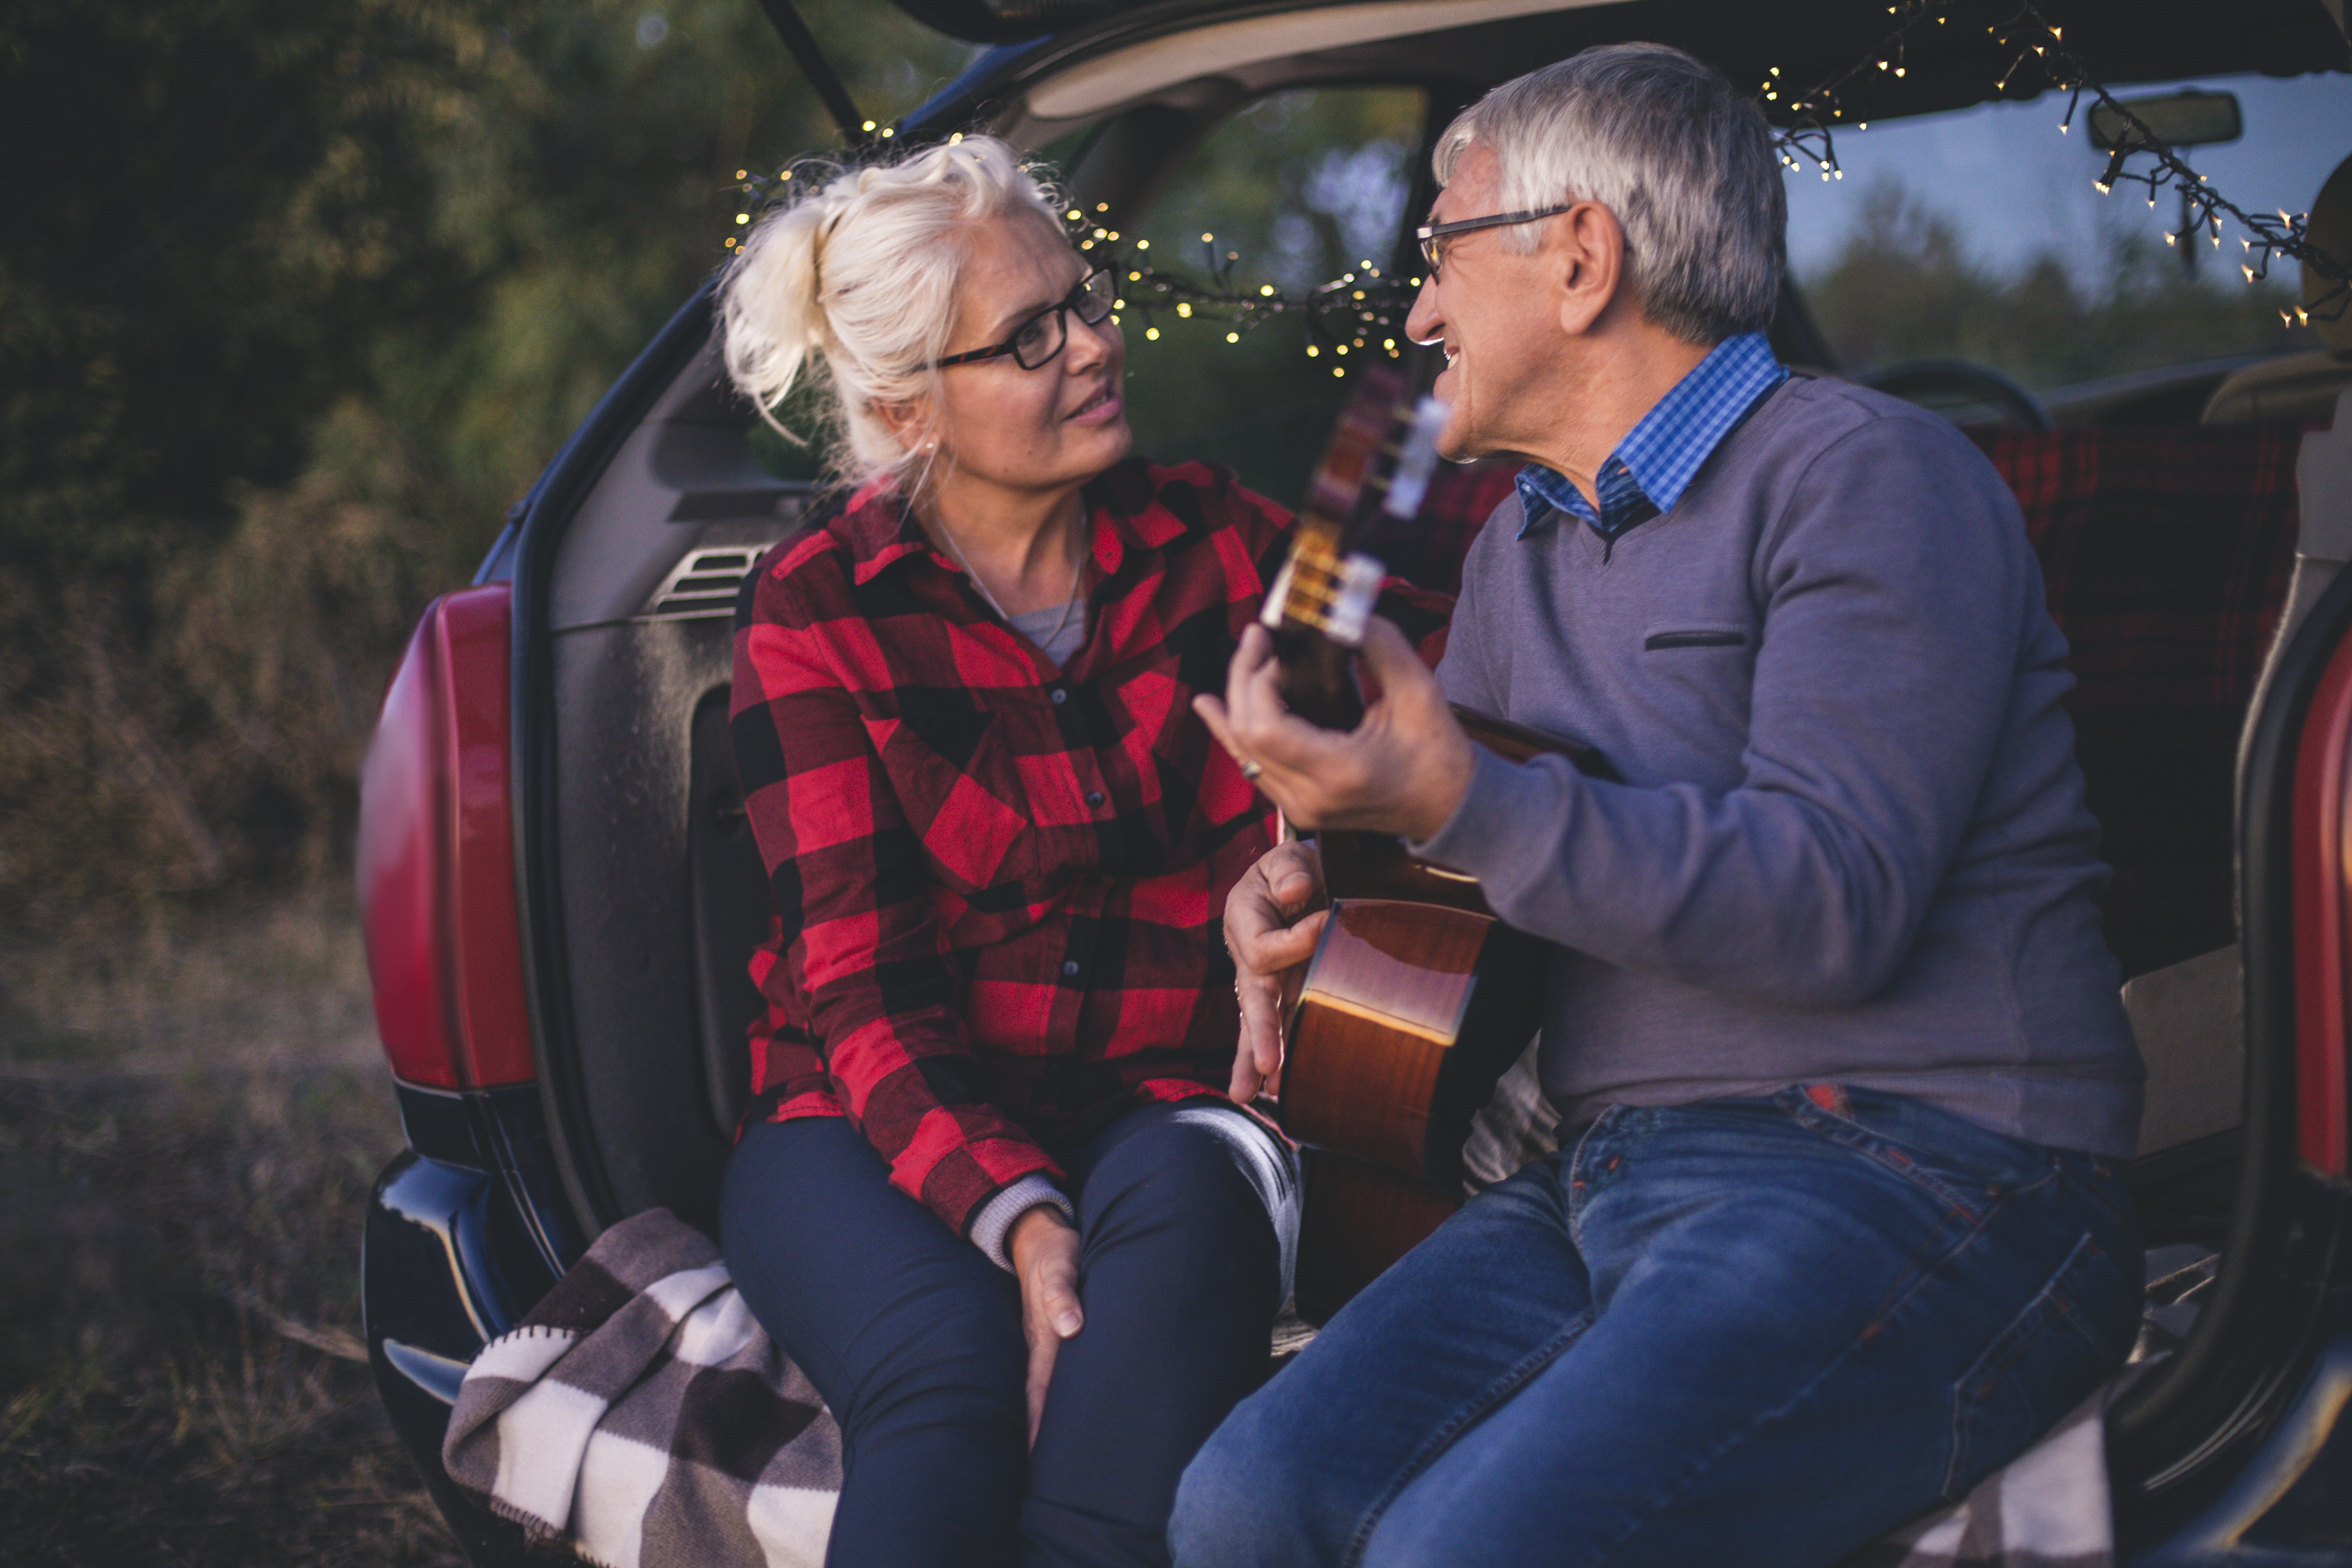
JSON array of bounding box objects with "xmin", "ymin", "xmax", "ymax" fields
[
  {"xmin": 1943, "ymin": 1230, "xmax": 2132, "ymax": 1501},
  {"xmin": 1779, "ymin": 1087, "xmax": 2057, "ymax": 1226}
]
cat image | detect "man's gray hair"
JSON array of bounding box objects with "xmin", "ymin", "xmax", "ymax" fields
[{"xmin": 1433, "ymin": 44, "xmax": 1785, "ymax": 344}]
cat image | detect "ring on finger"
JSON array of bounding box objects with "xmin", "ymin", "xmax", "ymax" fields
[{"xmin": 1237, "ymin": 758, "xmax": 1264, "ymax": 781}]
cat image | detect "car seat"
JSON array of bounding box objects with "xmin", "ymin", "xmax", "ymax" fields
[{"xmin": 2201, "ymin": 152, "xmax": 2352, "ymax": 425}]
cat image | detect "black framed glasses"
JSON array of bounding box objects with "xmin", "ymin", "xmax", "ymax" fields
[
  {"xmin": 934, "ymin": 269, "xmax": 1117, "ymax": 370},
  {"xmin": 1414, "ymin": 206, "xmax": 1571, "ymax": 277}
]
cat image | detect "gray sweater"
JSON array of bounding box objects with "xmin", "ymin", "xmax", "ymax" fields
[{"xmin": 1414, "ymin": 376, "xmax": 2144, "ymax": 1156}]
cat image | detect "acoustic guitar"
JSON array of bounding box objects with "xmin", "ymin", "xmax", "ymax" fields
[{"xmin": 1259, "ymin": 361, "xmax": 1609, "ymax": 1323}]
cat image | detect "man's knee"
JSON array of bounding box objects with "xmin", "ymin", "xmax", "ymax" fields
[{"xmin": 1168, "ymin": 1393, "xmax": 1306, "ymax": 1567}]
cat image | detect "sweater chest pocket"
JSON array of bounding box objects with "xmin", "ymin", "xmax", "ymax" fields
[
  {"xmin": 1638, "ymin": 622, "xmax": 1759, "ymax": 726},
  {"xmin": 863, "ymin": 705, "xmax": 1042, "ymax": 895},
  {"xmin": 1643, "ymin": 626, "xmax": 1749, "ymax": 652}
]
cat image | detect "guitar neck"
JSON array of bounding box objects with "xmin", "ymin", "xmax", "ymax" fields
[{"xmin": 1262, "ymin": 358, "xmax": 1448, "ymax": 731}]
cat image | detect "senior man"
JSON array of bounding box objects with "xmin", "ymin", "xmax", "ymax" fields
[{"xmin": 1171, "ymin": 43, "xmax": 2146, "ymax": 1568}]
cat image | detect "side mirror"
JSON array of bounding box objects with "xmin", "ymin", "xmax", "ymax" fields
[{"xmin": 2089, "ymin": 89, "xmax": 2243, "ymax": 152}]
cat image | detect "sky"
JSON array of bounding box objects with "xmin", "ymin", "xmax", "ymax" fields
[{"xmin": 1782, "ymin": 70, "xmax": 2352, "ymax": 289}]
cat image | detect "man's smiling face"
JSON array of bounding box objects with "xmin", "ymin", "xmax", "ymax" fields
[{"xmin": 1404, "ymin": 141, "xmax": 1568, "ymax": 466}]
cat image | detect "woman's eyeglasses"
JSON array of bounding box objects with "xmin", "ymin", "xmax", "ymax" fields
[
  {"xmin": 935, "ymin": 269, "xmax": 1118, "ymax": 371},
  {"xmin": 1414, "ymin": 206, "xmax": 1571, "ymax": 279}
]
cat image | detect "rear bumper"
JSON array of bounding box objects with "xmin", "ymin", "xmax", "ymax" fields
[{"xmin": 361, "ymin": 1084, "xmax": 579, "ymax": 1567}]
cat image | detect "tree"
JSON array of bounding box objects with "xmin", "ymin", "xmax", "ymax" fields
[{"xmin": 0, "ymin": 0, "xmax": 970, "ymax": 925}]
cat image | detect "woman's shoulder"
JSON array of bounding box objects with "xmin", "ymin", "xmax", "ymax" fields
[{"xmin": 738, "ymin": 485, "xmax": 885, "ymax": 630}]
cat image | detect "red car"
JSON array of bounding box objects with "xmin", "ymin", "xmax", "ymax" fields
[{"xmin": 357, "ymin": 0, "xmax": 2352, "ymax": 1560}]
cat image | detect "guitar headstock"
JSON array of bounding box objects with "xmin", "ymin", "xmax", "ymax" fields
[{"xmin": 1261, "ymin": 365, "xmax": 1449, "ymax": 652}]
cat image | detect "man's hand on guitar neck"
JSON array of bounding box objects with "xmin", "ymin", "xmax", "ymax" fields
[
  {"xmin": 1222, "ymin": 840, "xmax": 1327, "ymax": 1101},
  {"xmin": 1194, "ymin": 616, "xmax": 1476, "ymax": 841}
]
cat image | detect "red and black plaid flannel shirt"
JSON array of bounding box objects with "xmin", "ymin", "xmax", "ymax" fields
[{"xmin": 731, "ymin": 459, "xmax": 1295, "ymax": 1238}]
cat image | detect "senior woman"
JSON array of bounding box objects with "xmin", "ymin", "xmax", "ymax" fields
[{"xmin": 714, "ymin": 136, "xmax": 1300, "ymax": 1568}]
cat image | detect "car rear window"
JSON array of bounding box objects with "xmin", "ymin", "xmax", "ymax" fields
[
  {"xmin": 1115, "ymin": 85, "xmax": 1427, "ymax": 509},
  {"xmin": 1786, "ymin": 70, "xmax": 2351, "ymax": 391}
]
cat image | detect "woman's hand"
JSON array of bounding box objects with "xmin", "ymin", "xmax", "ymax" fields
[
  {"xmin": 1009, "ymin": 1204, "xmax": 1084, "ymax": 1447},
  {"xmin": 1222, "ymin": 840, "xmax": 1327, "ymax": 1101}
]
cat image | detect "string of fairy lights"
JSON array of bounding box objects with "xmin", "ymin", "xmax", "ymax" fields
[
  {"xmin": 726, "ymin": 0, "xmax": 2346, "ymax": 371},
  {"xmin": 1768, "ymin": 0, "xmax": 2345, "ymax": 331}
]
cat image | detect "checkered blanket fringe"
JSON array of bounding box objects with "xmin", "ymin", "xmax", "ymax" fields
[
  {"xmin": 441, "ymin": 1207, "xmax": 840, "ymax": 1568},
  {"xmin": 444, "ymin": 1207, "xmax": 2171, "ymax": 1568}
]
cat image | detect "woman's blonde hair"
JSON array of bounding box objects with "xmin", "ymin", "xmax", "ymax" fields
[{"xmin": 718, "ymin": 135, "xmax": 1069, "ymax": 491}]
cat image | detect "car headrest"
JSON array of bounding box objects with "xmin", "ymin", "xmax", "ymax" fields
[{"xmin": 2309, "ymin": 153, "xmax": 2352, "ymax": 353}]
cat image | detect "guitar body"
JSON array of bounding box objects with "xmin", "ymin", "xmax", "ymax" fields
[
  {"xmin": 1282, "ymin": 709, "xmax": 1594, "ymax": 1323},
  {"xmin": 1245, "ymin": 361, "xmax": 1611, "ymax": 1322}
]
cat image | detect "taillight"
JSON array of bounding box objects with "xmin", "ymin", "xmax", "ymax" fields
[
  {"xmin": 2289, "ymin": 628, "xmax": 2352, "ymax": 1176},
  {"xmin": 358, "ymin": 585, "xmax": 536, "ymax": 1089}
]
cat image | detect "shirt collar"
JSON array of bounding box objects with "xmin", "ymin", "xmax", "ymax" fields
[
  {"xmin": 1514, "ymin": 331, "xmax": 1788, "ymax": 542},
  {"xmin": 836, "ymin": 459, "xmax": 1183, "ymax": 587}
]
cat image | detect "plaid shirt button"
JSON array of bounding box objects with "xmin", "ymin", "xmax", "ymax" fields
[
  {"xmin": 1062, "ymin": 960, "xmax": 1081, "ymax": 977},
  {"xmin": 1085, "ymin": 791, "xmax": 1105, "ymax": 808},
  {"xmin": 1050, "ymin": 688, "xmax": 1069, "ymax": 704}
]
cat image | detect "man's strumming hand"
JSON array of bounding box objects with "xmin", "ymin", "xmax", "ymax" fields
[{"xmin": 1194, "ymin": 616, "xmax": 1476, "ymax": 842}]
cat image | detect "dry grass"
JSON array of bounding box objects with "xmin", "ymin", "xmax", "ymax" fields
[{"xmin": 0, "ymin": 888, "xmax": 466, "ymax": 1567}]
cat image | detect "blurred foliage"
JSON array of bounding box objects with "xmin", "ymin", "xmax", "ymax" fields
[
  {"xmin": 1802, "ymin": 176, "xmax": 2316, "ymax": 387},
  {"xmin": 0, "ymin": 0, "xmax": 971, "ymax": 929},
  {"xmin": 1114, "ymin": 87, "xmax": 1426, "ymax": 508}
]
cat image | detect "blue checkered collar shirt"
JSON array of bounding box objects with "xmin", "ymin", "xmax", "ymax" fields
[{"xmin": 1513, "ymin": 331, "xmax": 1789, "ymax": 546}]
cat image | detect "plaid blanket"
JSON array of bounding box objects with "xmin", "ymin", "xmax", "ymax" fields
[
  {"xmin": 445, "ymin": 1207, "xmax": 2165, "ymax": 1568},
  {"xmin": 442, "ymin": 1208, "xmax": 839, "ymax": 1567}
]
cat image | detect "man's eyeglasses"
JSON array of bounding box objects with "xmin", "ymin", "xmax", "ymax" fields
[
  {"xmin": 1414, "ymin": 206, "xmax": 1571, "ymax": 278},
  {"xmin": 935, "ymin": 269, "xmax": 1118, "ymax": 370}
]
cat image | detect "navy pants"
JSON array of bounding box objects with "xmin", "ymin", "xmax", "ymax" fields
[
  {"xmin": 1172, "ymin": 1088, "xmax": 2141, "ymax": 1568},
  {"xmin": 721, "ymin": 1102, "xmax": 1298, "ymax": 1568}
]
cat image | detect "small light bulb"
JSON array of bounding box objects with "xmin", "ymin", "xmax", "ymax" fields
[
  {"xmin": 1261, "ymin": 285, "xmax": 1275, "ymax": 296},
  {"xmin": 1226, "ymin": 332, "xmax": 1240, "ymax": 343},
  {"xmin": 1306, "ymin": 345, "xmax": 1319, "ymax": 357},
  {"xmin": 1145, "ymin": 327, "xmax": 1159, "ymax": 340}
]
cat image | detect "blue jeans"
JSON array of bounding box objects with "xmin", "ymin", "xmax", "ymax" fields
[
  {"xmin": 1170, "ymin": 1087, "xmax": 2140, "ymax": 1568},
  {"xmin": 723, "ymin": 1102, "xmax": 1298, "ymax": 1568}
]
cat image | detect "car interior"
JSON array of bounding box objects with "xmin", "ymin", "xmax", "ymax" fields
[{"xmin": 490, "ymin": 6, "xmax": 2352, "ymax": 1514}]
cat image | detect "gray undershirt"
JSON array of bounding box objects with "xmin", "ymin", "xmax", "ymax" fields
[{"xmin": 1009, "ymin": 597, "xmax": 1087, "ymax": 667}]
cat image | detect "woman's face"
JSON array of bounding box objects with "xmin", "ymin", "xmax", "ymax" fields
[{"xmin": 920, "ymin": 216, "xmax": 1130, "ymax": 502}]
